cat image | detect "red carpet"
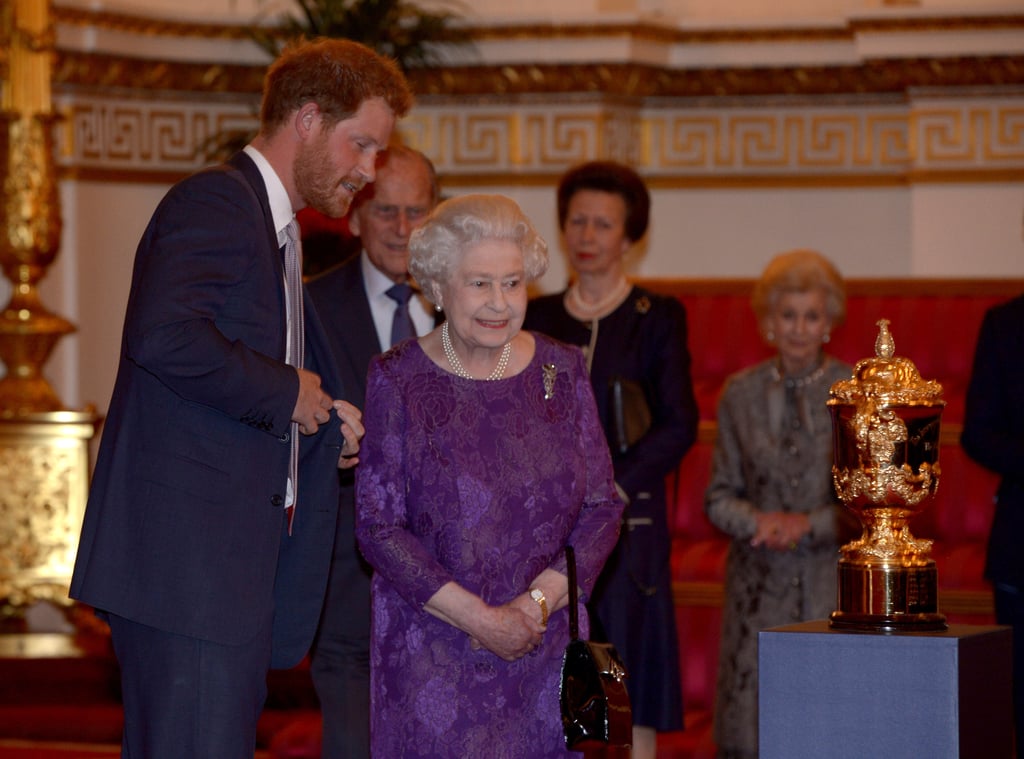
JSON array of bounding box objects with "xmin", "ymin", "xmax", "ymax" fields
[
  {"xmin": 0, "ymin": 741, "xmax": 120, "ymax": 758},
  {"xmin": 0, "ymin": 632, "xmax": 313, "ymax": 758},
  {"xmin": 0, "ymin": 741, "xmax": 275, "ymax": 758}
]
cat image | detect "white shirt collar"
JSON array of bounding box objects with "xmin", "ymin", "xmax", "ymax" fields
[
  {"xmin": 359, "ymin": 251, "xmax": 434, "ymax": 349},
  {"xmin": 360, "ymin": 252, "xmax": 402, "ymax": 300},
  {"xmin": 243, "ymin": 145, "xmax": 294, "ymax": 243}
]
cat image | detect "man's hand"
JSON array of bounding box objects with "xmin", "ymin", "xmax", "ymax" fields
[
  {"xmin": 292, "ymin": 367, "xmax": 334, "ymax": 435},
  {"xmin": 333, "ymin": 400, "xmax": 364, "ymax": 469}
]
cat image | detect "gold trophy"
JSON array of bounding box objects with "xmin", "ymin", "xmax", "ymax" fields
[{"xmin": 827, "ymin": 319, "xmax": 947, "ymax": 632}]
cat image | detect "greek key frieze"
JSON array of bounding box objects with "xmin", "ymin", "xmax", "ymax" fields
[
  {"xmin": 915, "ymin": 106, "xmax": 1024, "ymax": 168},
  {"xmin": 58, "ymin": 98, "xmax": 258, "ymax": 172},
  {"xmin": 56, "ymin": 95, "xmax": 1024, "ymax": 182}
]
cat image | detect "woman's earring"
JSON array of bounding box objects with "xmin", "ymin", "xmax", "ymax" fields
[
  {"xmin": 822, "ymin": 332, "xmax": 830, "ymax": 344},
  {"xmin": 434, "ymin": 303, "xmax": 443, "ymax": 313},
  {"xmin": 766, "ymin": 330, "xmax": 775, "ymax": 343}
]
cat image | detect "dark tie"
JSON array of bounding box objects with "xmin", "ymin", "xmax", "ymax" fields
[
  {"xmin": 386, "ymin": 283, "xmax": 416, "ymax": 347},
  {"xmin": 283, "ymin": 219, "xmax": 304, "ymax": 534}
]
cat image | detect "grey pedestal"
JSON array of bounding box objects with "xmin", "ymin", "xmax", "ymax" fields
[{"xmin": 759, "ymin": 620, "xmax": 1012, "ymax": 759}]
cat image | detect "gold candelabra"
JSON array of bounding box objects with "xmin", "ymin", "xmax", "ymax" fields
[{"xmin": 0, "ymin": 0, "xmax": 100, "ymax": 619}]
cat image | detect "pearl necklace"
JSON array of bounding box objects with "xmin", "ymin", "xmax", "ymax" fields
[
  {"xmin": 564, "ymin": 277, "xmax": 632, "ymax": 321},
  {"xmin": 441, "ymin": 322, "xmax": 511, "ymax": 381},
  {"xmin": 771, "ymin": 358, "xmax": 828, "ymax": 389}
]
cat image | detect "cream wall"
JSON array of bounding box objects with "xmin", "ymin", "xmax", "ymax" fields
[
  {"xmin": 444, "ymin": 181, "xmax": 1023, "ymax": 284},
  {"xmin": 910, "ymin": 184, "xmax": 1024, "ymax": 276},
  {"xmin": 45, "ymin": 178, "xmax": 1022, "ymax": 414}
]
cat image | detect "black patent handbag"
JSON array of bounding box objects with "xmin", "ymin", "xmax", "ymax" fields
[{"xmin": 559, "ymin": 546, "xmax": 632, "ymax": 750}]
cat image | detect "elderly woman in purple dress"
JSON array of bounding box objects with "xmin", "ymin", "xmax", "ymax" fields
[{"xmin": 355, "ymin": 193, "xmax": 625, "ymax": 758}]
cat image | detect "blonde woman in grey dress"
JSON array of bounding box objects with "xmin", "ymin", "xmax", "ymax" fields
[{"xmin": 704, "ymin": 250, "xmax": 854, "ymax": 759}]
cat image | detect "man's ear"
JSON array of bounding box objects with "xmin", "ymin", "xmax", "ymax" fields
[
  {"xmin": 295, "ymin": 102, "xmax": 321, "ymax": 139},
  {"xmin": 348, "ymin": 209, "xmax": 362, "ymax": 237}
]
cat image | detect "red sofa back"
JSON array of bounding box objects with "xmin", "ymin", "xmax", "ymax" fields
[{"xmin": 641, "ymin": 278, "xmax": 1024, "ymax": 424}]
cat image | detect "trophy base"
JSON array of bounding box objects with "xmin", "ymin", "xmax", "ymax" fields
[
  {"xmin": 830, "ymin": 559, "xmax": 947, "ymax": 633},
  {"xmin": 829, "ymin": 609, "xmax": 948, "ymax": 633}
]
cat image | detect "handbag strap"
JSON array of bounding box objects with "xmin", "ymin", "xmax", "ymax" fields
[{"xmin": 566, "ymin": 545, "xmax": 579, "ymax": 641}]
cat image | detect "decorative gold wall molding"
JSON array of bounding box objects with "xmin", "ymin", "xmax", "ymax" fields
[
  {"xmin": 54, "ymin": 51, "xmax": 265, "ymax": 97},
  {"xmin": 55, "ymin": 94, "xmax": 1024, "ymax": 186},
  {"xmin": 53, "ymin": 50, "xmax": 1024, "ymax": 100},
  {"xmin": 53, "ymin": 5, "xmax": 252, "ymax": 40},
  {"xmin": 914, "ymin": 105, "xmax": 1024, "ymax": 167},
  {"xmin": 60, "ymin": 96, "xmax": 256, "ymax": 167},
  {"xmin": 643, "ymin": 109, "xmax": 911, "ymax": 174},
  {"xmin": 48, "ymin": 8, "xmax": 1024, "ymax": 187},
  {"xmin": 50, "ymin": 5, "xmax": 1024, "ymax": 45},
  {"xmin": 406, "ymin": 58, "xmax": 1024, "ymax": 99}
]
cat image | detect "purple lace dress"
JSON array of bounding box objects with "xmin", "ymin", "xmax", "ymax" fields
[{"xmin": 355, "ymin": 333, "xmax": 624, "ymax": 758}]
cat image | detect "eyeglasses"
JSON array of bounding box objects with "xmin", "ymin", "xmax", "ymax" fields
[{"xmin": 368, "ymin": 204, "xmax": 430, "ymax": 224}]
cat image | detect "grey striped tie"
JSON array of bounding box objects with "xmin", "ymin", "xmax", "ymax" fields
[{"xmin": 283, "ymin": 218, "xmax": 303, "ymax": 534}]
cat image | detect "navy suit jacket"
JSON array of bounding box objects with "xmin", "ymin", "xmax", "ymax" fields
[
  {"xmin": 307, "ymin": 256, "xmax": 382, "ymax": 414},
  {"xmin": 71, "ymin": 152, "xmax": 343, "ymax": 668},
  {"xmin": 308, "ymin": 256, "xmax": 444, "ymax": 409},
  {"xmin": 962, "ymin": 293, "xmax": 1024, "ymax": 587},
  {"xmin": 307, "ymin": 255, "xmax": 442, "ymax": 492}
]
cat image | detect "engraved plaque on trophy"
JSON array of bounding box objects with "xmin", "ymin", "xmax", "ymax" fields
[{"xmin": 827, "ymin": 319, "xmax": 947, "ymax": 632}]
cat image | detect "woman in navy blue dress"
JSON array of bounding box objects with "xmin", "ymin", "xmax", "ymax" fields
[{"xmin": 525, "ymin": 161, "xmax": 699, "ymax": 756}]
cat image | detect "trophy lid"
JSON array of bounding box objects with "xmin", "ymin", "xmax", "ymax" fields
[{"xmin": 829, "ymin": 319, "xmax": 945, "ymax": 407}]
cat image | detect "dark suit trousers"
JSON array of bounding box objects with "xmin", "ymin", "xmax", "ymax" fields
[
  {"xmin": 995, "ymin": 582, "xmax": 1024, "ymax": 759},
  {"xmin": 109, "ymin": 610, "xmax": 273, "ymax": 759},
  {"xmin": 310, "ymin": 486, "xmax": 372, "ymax": 759}
]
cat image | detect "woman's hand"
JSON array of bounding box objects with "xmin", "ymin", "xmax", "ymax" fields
[
  {"xmin": 468, "ymin": 603, "xmax": 545, "ymax": 661},
  {"xmin": 751, "ymin": 511, "xmax": 811, "ymax": 552},
  {"xmin": 424, "ymin": 582, "xmax": 544, "ymax": 661}
]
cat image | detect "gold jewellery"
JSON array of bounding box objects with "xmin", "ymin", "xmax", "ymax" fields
[{"xmin": 529, "ymin": 588, "xmax": 549, "ymax": 626}]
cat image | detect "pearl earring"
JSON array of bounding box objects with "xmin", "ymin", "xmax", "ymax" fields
[
  {"xmin": 434, "ymin": 303, "xmax": 442, "ymax": 313},
  {"xmin": 823, "ymin": 333, "xmax": 830, "ymax": 344},
  {"xmin": 766, "ymin": 330, "xmax": 775, "ymax": 343}
]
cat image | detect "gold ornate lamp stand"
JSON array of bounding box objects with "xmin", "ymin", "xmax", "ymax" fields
[{"xmin": 0, "ymin": 0, "xmax": 100, "ymax": 623}]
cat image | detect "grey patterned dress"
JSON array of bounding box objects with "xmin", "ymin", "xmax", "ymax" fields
[{"xmin": 704, "ymin": 355, "xmax": 853, "ymax": 759}]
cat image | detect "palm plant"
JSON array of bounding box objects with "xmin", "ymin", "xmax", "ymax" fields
[
  {"xmin": 251, "ymin": 0, "xmax": 472, "ymax": 71},
  {"xmin": 205, "ymin": 0, "xmax": 471, "ymax": 163}
]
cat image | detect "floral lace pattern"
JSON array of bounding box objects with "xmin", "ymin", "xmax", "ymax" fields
[{"xmin": 356, "ymin": 333, "xmax": 623, "ymax": 758}]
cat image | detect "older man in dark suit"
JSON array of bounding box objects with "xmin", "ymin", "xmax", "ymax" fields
[
  {"xmin": 69, "ymin": 39, "xmax": 411, "ymax": 759},
  {"xmin": 307, "ymin": 144, "xmax": 439, "ymax": 759}
]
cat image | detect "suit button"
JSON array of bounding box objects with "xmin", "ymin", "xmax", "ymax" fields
[
  {"xmin": 279, "ymin": 431, "xmax": 290, "ymax": 442},
  {"xmin": 271, "ymin": 494, "xmax": 284, "ymax": 507}
]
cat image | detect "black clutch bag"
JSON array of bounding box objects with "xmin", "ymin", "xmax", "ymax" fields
[
  {"xmin": 609, "ymin": 376, "xmax": 652, "ymax": 454},
  {"xmin": 559, "ymin": 546, "xmax": 632, "ymax": 750}
]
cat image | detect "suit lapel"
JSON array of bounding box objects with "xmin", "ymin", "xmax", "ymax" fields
[
  {"xmin": 228, "ymin": 152, "xmax": 279, "ymax": 253},
  {"xmin": 335, "ymin": 264, "xmax": 380, "ymax": 409},
  {"xmin": 226, "ymin": 151, "xmax": 288, "ymax": 361}
]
